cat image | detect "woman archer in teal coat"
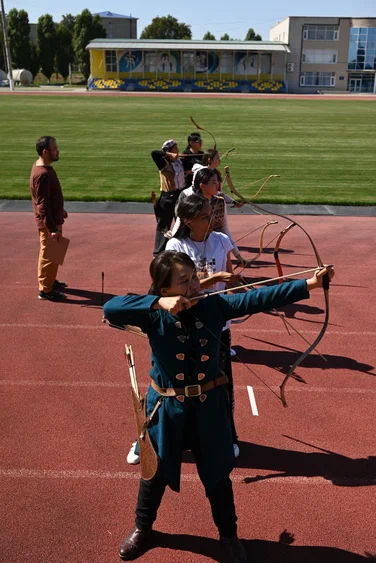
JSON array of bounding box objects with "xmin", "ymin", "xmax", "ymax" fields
[{"xmin": 103, "ymin": 251, "xmax": 333, "ymax": 563}]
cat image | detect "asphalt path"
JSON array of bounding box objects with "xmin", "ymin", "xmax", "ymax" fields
[{"xmin": 1, "ymin": 199, "xmax": 376, "ymax": 216}]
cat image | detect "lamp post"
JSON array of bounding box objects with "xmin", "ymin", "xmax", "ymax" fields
[{"xmin": 0, "ymin": 0, "xmax": 14, "ymax": 91}]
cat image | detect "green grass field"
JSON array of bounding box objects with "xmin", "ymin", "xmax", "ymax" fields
[{"xmin": 0, "ymin": 95, "xmax": 375, "ymax": 204}]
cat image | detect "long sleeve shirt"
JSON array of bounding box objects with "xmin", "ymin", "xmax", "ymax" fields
[
  {"xmin": 104, "ymin": 279, "xmax": 310, "ymax": 494},
  {"xmin": 29, "ymin": 162, "xmax": 65, "ymax": 232}
]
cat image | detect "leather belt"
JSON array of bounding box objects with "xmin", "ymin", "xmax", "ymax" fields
[{"xmin": 151, "ymin": 374, "xmax": 228, "ymax": 402}]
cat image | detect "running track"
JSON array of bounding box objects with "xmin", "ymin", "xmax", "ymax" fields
[{"xmin": 0, "ymin": 211, "xmax": 375, "ymax": 562}]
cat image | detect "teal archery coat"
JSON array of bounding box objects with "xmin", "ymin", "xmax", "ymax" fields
[{"xmin": 103, "ymin": 279, "xmax": 309, "ymax": 494}]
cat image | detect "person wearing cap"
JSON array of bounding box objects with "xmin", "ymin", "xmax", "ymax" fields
[
  {"xmin": 182, "ymin": 132, "xmax": 204, "ymax": 189},
  {"xmin": 151, "ymin": 140, "xmax": 185, "ymax": 256}
]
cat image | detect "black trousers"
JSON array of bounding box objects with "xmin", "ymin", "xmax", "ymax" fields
[
  {"xmin": 153, "ymin": 190, "xmax": 180, "ymax": 256},
  {"xmin": 220, "ymin": 329, "xmax": 238, "ymax": 444},
  {"xmin": 135, "ymin": 404, "xmax": 238, "ymax": 538}
]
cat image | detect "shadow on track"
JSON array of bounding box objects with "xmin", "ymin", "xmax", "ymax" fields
[
  {"xmin": 232, "ymin": 338, "xmax": 375, "ymax": 376},
  {"xmin": 182, "ymin": 439, "xmax": 376, "ymax": 487},
  {"xmin": 240, "ymin": 440, "xmax": 376, "ymax": 487},
  {"xmin": 60, "ymin": 287, "xmax": 115, "ymax": 307},
  {"xmin": 141, "ymin": 530, "xmax": 376, "ymax": 561}
]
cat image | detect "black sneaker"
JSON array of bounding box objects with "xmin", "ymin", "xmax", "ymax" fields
[
  {"xmin": 53, "ymin": 280, "xmax": 67, "ymax": 290},
  {"xmin": 219, "ymin": 535, "xmax": 248, "ymax": 563},
  {"xmin": 38, "ymin": 290, "xmax": 66, "ymax": 301}
]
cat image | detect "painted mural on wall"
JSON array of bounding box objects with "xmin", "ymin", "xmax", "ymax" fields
[
  {"xmin": 119, "ymin": 50, "xmax": 181, "ymax": 73},
  {"xmin": 157, "ymin": 51, "xmax": 180, "ymax": 73},
  {"xmin": 195, "ymin": 52, "xmax": 219, "ymax": 74},
  {"xmin": 235, "ymin": 53, "xmax": 257, "ymax": 75},
  {"xmin": 119, "ymin": 51, "xmax": 143, "ymax": 73}
]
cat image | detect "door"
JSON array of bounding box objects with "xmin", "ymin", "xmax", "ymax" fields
[{"xmin": 349, "ymin": 78, "xmax": 362, "ymax": 92}]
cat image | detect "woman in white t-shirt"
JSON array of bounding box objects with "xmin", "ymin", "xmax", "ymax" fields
[
  {"xmin": 170, "ymin": 162, "xmax": 248, "ymax": 266},
  {"xmin": 166, "ymin": 193, "xmax": 241, "ymax": 456}
]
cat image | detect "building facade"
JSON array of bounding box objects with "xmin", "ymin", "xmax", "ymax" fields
[
  {"xmin": 86, "ymin": 39, "xmax": 289, "ymax": 92},
  {"xmin": 29, "ymin": 11, "xmax": 137, "ymax": 45},
  {"xmin": 270, "ymin": 16, "xmax": 376, "ymax": 93},
  {"xmin": 93, "ymin": 12, "xmax": 137, "ymax": 39}
]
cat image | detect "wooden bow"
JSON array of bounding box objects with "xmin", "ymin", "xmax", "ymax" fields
[
  {"xmin": 224, "ymin": 165, "xmax": 330, "ymax": 407},
  {"xmin": 190, "ymin": 116, "xmax": 217, "ymax": 149}
]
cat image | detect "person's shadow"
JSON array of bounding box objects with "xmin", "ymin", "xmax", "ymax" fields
[
  {"xmin": 139, "ymin": 529, "xmax": 376, "ymax": 561},
  {"xmin": 232, "ymin": 338, "xmax": 375, "ymax": 377},
  {"xmin": 182, "ymin": 439, "xmax": 376, "ymax": 487},
  {"xmin": 61, "ymin": 287, "xmax": 115, "ymax": 307}
]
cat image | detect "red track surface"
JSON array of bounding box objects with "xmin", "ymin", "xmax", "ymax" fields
[{"xmin": 0, "ymin": 211, "xmax": 375, "ymax": 562}]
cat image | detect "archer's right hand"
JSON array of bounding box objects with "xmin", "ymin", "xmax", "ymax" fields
[{"xmin": 155, "ymin": 296, "xmax": 193, "ymax": 315}]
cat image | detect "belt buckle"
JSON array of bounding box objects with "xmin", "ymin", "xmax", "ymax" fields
[{"xmin": 184, "ymin": 384, "xmax": 202, "ymax": 397}]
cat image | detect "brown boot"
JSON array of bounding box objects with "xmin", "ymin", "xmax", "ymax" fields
[{"xmin": 118, "ymin": 528, "xmax": 152, "ymax": 561}]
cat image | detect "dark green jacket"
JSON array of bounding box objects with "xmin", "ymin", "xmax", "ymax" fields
[{"xmin": 103, "ymin": 279, "xmax": 309, "ymax": 493}]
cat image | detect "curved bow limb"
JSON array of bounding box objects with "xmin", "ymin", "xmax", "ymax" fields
[
  {"xmin": 273, "ymin": 223, "xmax": 296, "ymax": 282},
  {"xmin": 280, "ymin": 274, "xmax": 330, "ymax": 407},
  {"xmin": 224, "ymin": 165, "xmax": 330, "ymax": 406},
  {"xmin": 190, "ymin": 116, "xmax": 217, "ymax": 149},
  {"xmin": 224, "ymin": 166, "xmax": 280, "ymax": 204}
]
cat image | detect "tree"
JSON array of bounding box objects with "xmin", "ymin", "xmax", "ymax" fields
[
  {"xmin": 203, "ymin": 31, "xmax": 216, "ymax": 40},
  {"xmin": 56, "ymin": 22, "xmax": 73, "ymax": 81},
  {"xmin": 37, "ymin": 14, "xmax": 56, "ymax": 81},
  {"xmin": 140, "ymin": 15, "xmax": 191, "ymax": 40},
  {"xmin": 61, "ymin": 14, "xmax": 75, "ymax": 34},
  {"xmin": 220, "ymin": 33, "xmax": 230, "ymax": 41},
  {"xmin": 0, "ymin": 23, "xmax": 5, "ymax": 70},
  {"xmin": 29, "ymin": 43, "xmax": 39, "ymax": 79},
  {"xmin": 245, "ymin": 28, "xmax": 262, "ymax": 41},
  {"xmin": 73, "ymin": 9, "xmax": 106, "ymax": 80},
  {"xmin": 7, "ymin": 9, "xmax": 31, "ymax": 69}
]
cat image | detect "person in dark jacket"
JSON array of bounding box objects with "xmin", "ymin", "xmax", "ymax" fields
[
  {"xmin": 29, "ymin": 136, "xmax": 68, "ymax": 301},
  {"xmin": 103, "ymin": 251, "xmax": 333, "ymax": 562},
  {"xmin": 181, "ymin": 132, "xmax": 204, "ymax": 188},
  {"xmin": 151, "ymin": 140, "xmax": 185, "ymax": 256}
]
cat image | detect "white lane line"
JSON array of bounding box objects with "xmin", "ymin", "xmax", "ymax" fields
[
  {"xmin": 0, "ymin": 323, "xmax": 103, "ymax": 329},
  {"xmin": 232, "ymin": 328, "xmax": 376, "ymax": 336},
  {"xmin": 0, "ymin": 381, "xmax": 375, "ymax": 395},
  {"xmin": 0, "ymin": 324, "xmax": 375, "ymax": 337},
  {"xmin": 247, "ymin": 386, "xmax": 259, "ymax": 416},
  {"xmin": 0, "ymin": 469, "xmax": 373, "ymax": 486}
]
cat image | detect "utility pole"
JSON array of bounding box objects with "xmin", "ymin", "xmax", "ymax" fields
[{"xmin": 0, "ymin": 0, "xmax": 14, "ymax": 91}]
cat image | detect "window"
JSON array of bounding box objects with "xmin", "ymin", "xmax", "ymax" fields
[
  {"xmin": 302, "ymin": 50, "xmax": 338, "ymax": 64},
  {"xmin": 303, "ymin": 25, "xmax": 339, "ymax": 41},
  {"xmin": 300, "ymin": 72, "xmax": 336, "ymax": 87},
  {"xmin": 105, "ymin": 50, "xmax": 117, "ymax": 72},
  {"xmin": 348, "ymin": 27, "xmax": 376, "ymax": 70}
]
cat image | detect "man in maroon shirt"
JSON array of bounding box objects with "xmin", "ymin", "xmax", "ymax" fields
[{"xmin": 30, "ymin": 136, "xmax": 68, "ymax": 301}]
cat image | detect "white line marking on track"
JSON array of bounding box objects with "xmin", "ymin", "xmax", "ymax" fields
[
  {"xmin": 247, "ymin": 386, "xmax": 259, "ymax": 416},
  {"xmin": 0, "ymin": 380, "xmax": 375, "ymax": 395},
  {"xmin": 1, "ymin": 324, "xmax": 375, "ymax": 336},
  {"xmin": 0, "ymin": 323, "xmax": 103, "ymax": 329},
  {"xmin": 0, "ymin": 468, "xmax": 373, "ymax": 486}
]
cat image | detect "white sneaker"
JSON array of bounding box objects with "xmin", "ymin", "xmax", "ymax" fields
[
  {"xmin": 127, "ymin": 441, "xmax": 140, "ymax": 465},
  {"xmin": 230, "ymin": 348, "xmax": 237, "ymax": 357},
  {"xmin": 233, "ymin": 444, "xmax": 240, "ymax": 458}
]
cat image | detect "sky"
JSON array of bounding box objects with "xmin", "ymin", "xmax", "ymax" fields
[{"xmin": 4, "ymin": 0, "xmax": 376, "ymax": 40}]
